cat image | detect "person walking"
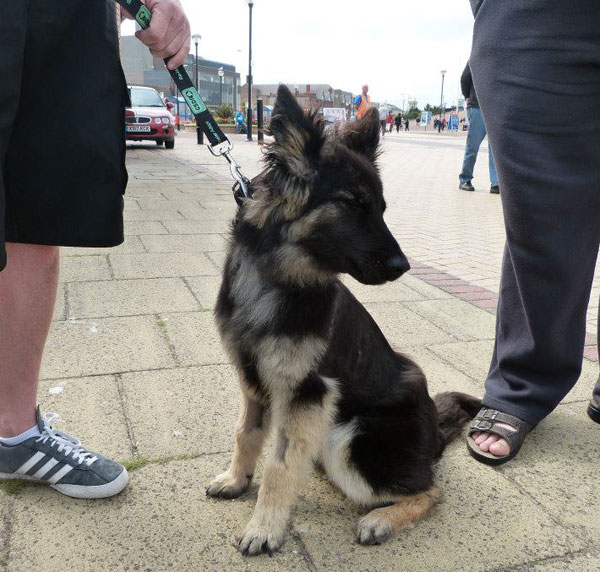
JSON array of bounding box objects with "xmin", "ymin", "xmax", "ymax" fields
[
  {"xmin": 0, "ymin": 0, "xmax": 191, "ymax": 498},
  {"xmin": 394, "ymin": 112, "xmax": 402, "ymax": 133},
  {"xmin": 404, "ymin": 118, "xmax": 409, "ymax": 131},
  {"xmin": 465, "ymin": 0, "xmax": 600, "ymax": 464},
  {"xmin": 458, "ymin": 61, "xmax": 499, "ymax": 194},
  {"xmin": 378, "ymin": 103, "xmax": 388, "ymax": 137},
  {"xmin": 387, "ymin": 111, "xmax": 394, "ymax": 133},
  {"xmin": 354, "ymin": 84, "xmax": 372, "ymax": 119}
]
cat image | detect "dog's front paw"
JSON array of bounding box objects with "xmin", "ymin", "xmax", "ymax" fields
[
  {"xmin": 238, "ymin": 520, "xmax": 286, "ymax": 556},
  {"xmin": 356, "ymin": 513, "xmax": 393, "ymax": 546},
  {"xmin": 206, "ymin": 471, "xmax": 251, "ymax": 499}
]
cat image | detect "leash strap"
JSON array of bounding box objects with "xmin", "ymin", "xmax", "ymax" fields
[{"xmin": 116, "ymin": 0, "xmax": 252, "ymax": 199}]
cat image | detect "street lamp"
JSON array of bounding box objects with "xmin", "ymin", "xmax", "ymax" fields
[
  {"xmin": 246, "ymin": 0, "xmax": 254, "ymax": 141},
  {"xmin": 192, "ymin": 33, "xmax": 203, "ymax": 144},
  {"xmin": 218, "ymin": 67, "xmax": 224, "ymax": 106},
  {"xmin": 439, "ymin": 70, "xmax": 446, "ymax": 133}
]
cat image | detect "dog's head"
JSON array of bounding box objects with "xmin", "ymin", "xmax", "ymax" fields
[{"xmin": 240, "ymin": 84, "xmax": 409, "ymax": 286}]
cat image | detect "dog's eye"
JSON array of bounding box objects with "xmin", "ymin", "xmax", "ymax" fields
[{"xmin": 337, "ymin": 193, "xmax": 368, "ymax": 208}]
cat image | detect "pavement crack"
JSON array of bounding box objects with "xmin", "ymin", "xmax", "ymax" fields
[
  {"xmin": 115, "ymin": 373, "xmax": 139, "ymax": 457},
  {"xmin": 289, "ymin": 527, "xmax": 318, "ymax": 572}
]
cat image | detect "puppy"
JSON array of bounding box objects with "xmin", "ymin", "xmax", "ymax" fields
[{"xmin": 207, "ymin": 85, "xmax": 480, "ymax": 556}]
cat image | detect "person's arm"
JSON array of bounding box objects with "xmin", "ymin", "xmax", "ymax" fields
[
  {"xmin": 460, "ymin": 62, "xmax": 472, "ymax": 100},
  {"xmin": 121, "ymin": 0, "xmax": 191, "ymax": 70}
]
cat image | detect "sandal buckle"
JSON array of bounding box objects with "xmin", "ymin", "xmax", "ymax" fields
[{"xmin": 473, "ymin": 420, "xmax": 493, "ymax": 431}]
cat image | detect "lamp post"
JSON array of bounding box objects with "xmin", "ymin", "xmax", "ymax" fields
[
  {"xmin": 438, "ymin": 69, "xmax": 446, "ymax": 133},
  {"xmin": 246, "ymin": 0, "xmax": 254, "ymax": 141},
  {"xmin": 218, "ymin": 67, "xmax": 224, "ymax": 106},
  {"xmin": 192, "ymin": 34, "xmax": 203, "ymax": 144}
]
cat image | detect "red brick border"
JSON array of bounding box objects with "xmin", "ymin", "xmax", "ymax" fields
[{"xmin": 408, "ymin": 257, "xmax": 598, "ymax": 362}]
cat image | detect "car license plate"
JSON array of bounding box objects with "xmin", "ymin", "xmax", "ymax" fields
[{"xmin": 126, "ymin": 125, "xmax": 151, "ymax": 133}]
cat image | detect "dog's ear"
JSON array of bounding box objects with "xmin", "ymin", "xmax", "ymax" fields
[
  {"xmin": 268, "ymin": 84, "xmax": 324, "ymax": 174},
  {"xmin": 340, "ymin": 108, "xmax": 380, "ymax": 162}
]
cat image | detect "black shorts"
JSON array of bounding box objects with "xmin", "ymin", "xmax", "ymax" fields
[{"xmin": 0, "ymin": 0, "xmax": 129, "ymax": 271}]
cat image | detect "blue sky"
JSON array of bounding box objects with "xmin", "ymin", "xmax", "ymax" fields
[{"xmin": 122, "ymin": 0, "xmax": 475, "ymax": 108}]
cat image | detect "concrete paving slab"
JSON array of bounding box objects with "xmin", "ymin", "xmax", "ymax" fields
[
  {"xmin": 40, "ymin": 315, "xmax": 175, "ymax": 379},
  {"xmin": 163, "ymin": 219, "xmax": 232, "ymax": 234},
  {"xmin": 161, "ymin": 311, "xmax": 229, "ymax": 366},
  {"xmin": 428, "ymin": 339, "xmax": 495, "ymax": 382},
  {"xmin": 409, "ymin": 347, "xmax": 484, "ymax": 397},
  {"xmin": 514, "ymin": 552, "xmax": 600, "ymax": 571},
  {"xmin": 140, "ymin": 233, "xmax": 228, "ymax": 253},
  {"xmin": 408, "ymin": 298, "xmax": 496, "ymax": 341},
  {"xmin": 109, "ymin": 252, "xmax": 218, "ymax": 279},
  {"xmin": 501, "ymin": 403, "xmax": 600, "ymax": 542},
  {"xmin": 207, "ymin": 250, "xmax": 227, "ymax": 272},
  {"xmin": 429, "ymin": 340, "xmax": 599, "ymax": 404},
  {"xmin": 38, "ymin": 375, "xmax": 132, "ymax": 460},
  {"xmin": 4, "ymin": 456, "xmax": 311, "ymax": 572},
  {"xmin": 342, "ymin": 276, "xmax": 425, "ymax": 304},
  {"xmin": 181, "ymin": 205, "xmax": 237, "ymax": 221},
  {"xmin": 123, "ymin": 208, "xmax": 185, "ymax": 222},
  {"xmin": 63, "ymin": 236, "xmax": 146, "ymax": 256},
  {"xmin": 124, "ymin": 221, "xmax": 168, "ymax": 236},
  {"xmin": 121, "ymin": 365, "xmax": 240, "ymax": 458},
  {"xmin": 401, "ymin": 274, "xmax": 454, "ymax": 299},
  {"xmin": 53, "ymin": 283, "xmax": 66, "ymax": 321},
  {"xmin": 60, "ymin": 255, "xmax": 112, "ymax": 282},
  {"xmin": 364, "ymin": 302, "xmax": 456, "ymax": 349},
  {"xmin": 185, "ymin": 276, "xmax": 223, "ymax": 309},
  {"xmin": 67, "ymin": 278, "xmax": 199, "ymax": 318},
  {"xmin": 294, "ymin": 441, "xmax": 583, "ymax": 572}
]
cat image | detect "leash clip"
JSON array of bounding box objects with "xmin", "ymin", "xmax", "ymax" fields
[{"xmin": 207, "ymin": 139, "xmax": 252, "ymax": 202}]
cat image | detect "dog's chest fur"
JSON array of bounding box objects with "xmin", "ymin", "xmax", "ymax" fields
[{"xmin": 216, "ymin": 245, "xmax": 338, "ymax": 397}]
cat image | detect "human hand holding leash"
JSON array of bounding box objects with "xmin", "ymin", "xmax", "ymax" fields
[{"xmin": 121, "ymin": 0, "xmax": 190, "ymax": 69}]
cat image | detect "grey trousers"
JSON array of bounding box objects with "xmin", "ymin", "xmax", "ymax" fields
[{"xmin": 470, "ymin": 0, "xmax": 600, "ymax": 424}]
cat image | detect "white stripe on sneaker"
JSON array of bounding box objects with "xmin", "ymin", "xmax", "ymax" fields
[
  {"xmin": 47, "ymin": 463, "xmax": 74, "ymax": 485},
  {"xmin": 32, "ymin": 458, "xmax": 59, "ymax": 480},
  {"xmin": 15, "ymin": 451, "xmax": 46, "ymax": 475}
]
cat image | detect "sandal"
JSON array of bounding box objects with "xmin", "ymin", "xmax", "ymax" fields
[
  {"xmin": 587, "ymin": 398, "xmax": 600, "ymax": 424},
  {"xmin": 466, "ymin": 408, "xmax": 532, "ymax": 466}
]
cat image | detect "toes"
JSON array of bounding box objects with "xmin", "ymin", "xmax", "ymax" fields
[
  {"xmin": 478, "ymin": 434, "xmax": 499, "ymax": 452},
  {"xmin": 238, "ymin": 525, "xmax": 285, "ymax": 556},
  {"xmin": 489, "ymin": 438, "xmax": 510, "ymax": 456},
  {"xmin": 206, "ymin": 472, "xmax": 250, "ymax": 499},
  {"xmin": 356, "ymin": 516, "xmax": 393, "ymax": 546}
]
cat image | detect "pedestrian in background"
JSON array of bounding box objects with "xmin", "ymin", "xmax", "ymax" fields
[
  {"xmin": 395, "ymin": 112, "xmax": 402, "ymax": 132},
  {"xmin": 354, "ymin": 84, "xmax": 371, "ymax": 119},
  {"xmin": 378, "ymin": 103, "xmax": 388, "ymax": 137},
  {"xmin": 386, "ymin": 111, "xmax": 394, "ymax": 133},
  {"xmin": 404, "ymin": 118, "xmax": 409, "ymax": 131},
  {"xmin": 458, "ymin": 61, "xmax": 499, "ymax": 194}
]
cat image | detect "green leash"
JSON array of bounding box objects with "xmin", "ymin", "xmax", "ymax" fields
[{"xmin": 117, "ymin": 0, "xmax": 252, "ymax": 201}]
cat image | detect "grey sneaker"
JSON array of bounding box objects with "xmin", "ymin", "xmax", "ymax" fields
[{"xmin": 0, "ymin": 408, "xmax": 128, "ymax": 499}]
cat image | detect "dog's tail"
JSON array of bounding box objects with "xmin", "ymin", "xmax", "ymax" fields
[{"xmin": 433, "ymin": 391, "xmax": 481, "ymax": 451}]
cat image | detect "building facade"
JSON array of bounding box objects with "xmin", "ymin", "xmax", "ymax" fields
[
  {"xmin": 121, "ymin": 36, "xmax": 241, "ymax": 110},
  {"xmin": 242, "ymin": 83, "xmax": 354, "ymax": 114}
]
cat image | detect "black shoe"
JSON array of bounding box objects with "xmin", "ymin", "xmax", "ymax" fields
[
  {"xmin": 587, "ymin": 399, "xmax": 600, "ymax": 424},
  {"xmin": 490, "ymin": 185, "xmax": 500, "ymax": 194},
  {"xmin": 459, "ymin": 182, "xmax": 475, "ymax": 192}
]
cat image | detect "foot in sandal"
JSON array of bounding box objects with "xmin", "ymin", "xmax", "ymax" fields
[{"xmin": 466, "ymin": 408, "xmax": 532, "ymax": 465}]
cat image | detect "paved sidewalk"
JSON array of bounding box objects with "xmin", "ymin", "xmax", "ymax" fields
[{"xmin": 1, "ymin": 131, "xmax": 599, "ymax": 572}]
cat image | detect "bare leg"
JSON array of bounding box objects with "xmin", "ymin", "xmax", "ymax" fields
[
  {"xmin": 357, "ymin": 487, "xmax": 440, "ymax": 545},
  {"xmin": 207, "ymin": 387, "xmax": 270, "ymax": 499},
  {"xmin": 0, "ymin": 243, "xmax": 59, "ymax": 437}
]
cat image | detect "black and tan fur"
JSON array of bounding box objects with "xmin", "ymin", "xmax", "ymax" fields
[{"xmin": 206, "ymin": 85, "xmax": 480, "ymax": 556}]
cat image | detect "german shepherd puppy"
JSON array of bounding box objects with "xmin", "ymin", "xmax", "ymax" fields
[{"xmin": 207, "ymin": 85, "xmax": 480, "ymax": 556}]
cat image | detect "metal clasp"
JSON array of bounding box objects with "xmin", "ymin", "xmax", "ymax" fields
[{"xmin": 207, "ymin": 139, "xmax": 252, "ymax": 202}]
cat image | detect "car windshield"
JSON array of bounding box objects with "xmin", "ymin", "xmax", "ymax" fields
[{"xmin": 129, "ymin": 87, "xmax": 165, "ymax": 108}]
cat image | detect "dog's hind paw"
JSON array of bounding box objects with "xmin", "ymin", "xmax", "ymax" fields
[
  {"xmin": 356, "ymin": 514, "xmax": 393, "ymax": 546},
  {"xmin": 238, "ymin": 522, "xmax": 285, "ymax": 556},
  {"xmin": 206, "ymin": 471, "xmax": 251, "ymax": 499}
]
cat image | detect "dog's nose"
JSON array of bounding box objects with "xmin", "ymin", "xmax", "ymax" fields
[{"xmin": 386, "ymin": 255, "xmax": 411, "ymax": 277}]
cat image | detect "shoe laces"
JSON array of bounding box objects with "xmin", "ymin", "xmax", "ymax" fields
[{"xmin": 35, "ymin": 413, "xmax": 98, "ymax": 467}]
